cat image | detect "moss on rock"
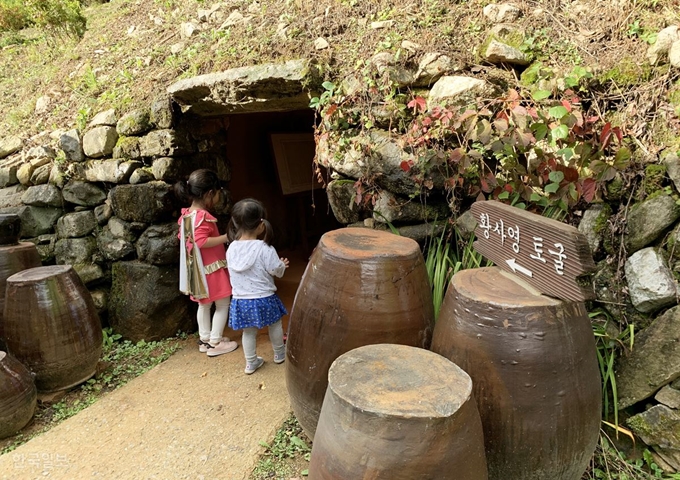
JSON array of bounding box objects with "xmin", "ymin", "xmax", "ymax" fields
[
  {"xmin": 598, "ymin": 57, "xmax": 653, "ymax": 87},
  {"xmin": 605, "ymin": 174, "xmax": 624, "ymax": 201},
  {"xmin": 113, "ymin": 136, "xmax": 141, "ymax": 160},
  {"xmin": 593, "ymin": 203, "xmax": 612, "ymax": 236},
  {"xmin": 644, "ymin": 164, "xmax": 668, "ymax": 196},
  {"xmin": 520, "ymin": 62, "xmax": 552, "ymax": 86}
]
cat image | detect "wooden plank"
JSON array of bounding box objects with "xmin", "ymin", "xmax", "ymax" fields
[{"xmin": 470, "ymin": 201, "xmax": 596, "ymax": 302}]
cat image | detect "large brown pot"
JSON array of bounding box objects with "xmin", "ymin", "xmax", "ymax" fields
[
  {"xmin": 431, "ymin": 267, "xmax": 601, "ymax": 480},
  {"xmin": 308, "ymin": 344, "xmax": 488, "ymax": 480},
  {"xmin": 0, "ymin": 351, "xmax": 37, "ymax": 439},
  {"xmin": 0, "ymin": 242, "xmax": 41, "ymax": 351},
  {"xmin": 286, "ymin": 228, "xmax": 434, "ymax": 438},
  {"xmin": 3, "ymin": 265, "xmax": 103, "ymax": 392}
]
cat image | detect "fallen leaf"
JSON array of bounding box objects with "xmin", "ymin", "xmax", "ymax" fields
[
  {"xmin": 201, "ymin": 371, "xmax": 207, "ymax": 377},
  {"xmin": 259, "ymin": 382, "xmax": 266, "ymax": 390}
]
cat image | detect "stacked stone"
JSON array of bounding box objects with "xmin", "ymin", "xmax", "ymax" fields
[{"xmin": 0, "ymin": 96, "xmax": 230, "ymax": 342}]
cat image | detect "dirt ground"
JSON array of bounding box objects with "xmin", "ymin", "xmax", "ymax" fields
[{"xmin": 0, "ymin": 333, "xmax": 291, "ymax": 480}]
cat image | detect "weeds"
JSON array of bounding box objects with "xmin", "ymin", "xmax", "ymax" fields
[
  {"xmin": 251, "ymin": 414, "xmax": 311, "ymax": 479},
  {"xmin": 591, "ymin": 309, "xmax": 635, "ymax": 429},
  {"xmin": 0, "ymin": 0, "xmax": 86, "ymax": 39},
  {"xmin": 424, "ymin": 225, "xmax": 491, "ymax": 319},
  {"xmin": 584, "ymin": 431, "xmax": 680, "ymax": 479}
]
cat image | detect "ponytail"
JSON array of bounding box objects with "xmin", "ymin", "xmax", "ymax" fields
[
  {"xmin": 173, "ymin": 179, "xmax": 191, "ymax": 204},
  {"xmin": 227, "ymin": 217, "xmax": 239, "ymax": 243},
  {"xmin": 173, "ymin": 169, "xmax": 220, "ymax": 206},
  {"xmin": 261, "ymin": 219, "xmax": 274, "ymax": 245}
]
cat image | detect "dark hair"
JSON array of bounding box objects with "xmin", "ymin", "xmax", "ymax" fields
[
  {"xmin": 173, "ymin": 169, "xmax": 220, "ymax": 205},
  {"xmin": 227, "ymin": 198, "xmax": 274, "ymax": 245}
]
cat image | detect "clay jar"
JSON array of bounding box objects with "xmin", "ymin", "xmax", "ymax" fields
[
  {"xmin": 0, "ymin": 241, "xmax": 41, "ymax": 351},
  {"xmin": 431, "ymin": 267, "xmax": 601, "ymax": 480},
  {"xmin": 286, "ymin": 228, "xmax": 434, "ymax": 439},
  {"xmin": 0, "ymin": 351, "xmax": 37, "ymax": 439},
  {"xmin": 308, "ymin": 344, "xmax": 488, "ymax": 480},
  {"xmin": 3, "ymin": 265, "xmax": 103, "ymax": 392}
]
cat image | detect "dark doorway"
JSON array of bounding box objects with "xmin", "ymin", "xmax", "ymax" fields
[
  {"xmin": 224, "ymin": 109, "xmax": 341, "ymax": 335},
  {"xmin": 226, "ymin": 109, "xmax": 339, "ymax": 255}
]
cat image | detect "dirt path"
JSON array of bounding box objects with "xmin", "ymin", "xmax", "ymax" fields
[{"xmin": 0, "ymin": 335, "xmax": 290, "ymax": 480}]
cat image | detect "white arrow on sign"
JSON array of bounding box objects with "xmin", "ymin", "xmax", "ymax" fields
[{"xmin": 506, "ymin": 258, "xmax": 533, "ymax": 278}]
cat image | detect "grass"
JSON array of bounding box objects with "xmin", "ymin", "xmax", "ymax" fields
[
  {"xmin": 0, "ymin": 329, "xmax": 186, "ymax": 455},
  {"xmin": 250, "ymin": 414, "xmax": 311, "ymax": 479},
  {"xmin": 591, "ymin": 309, "xmax": 636, "ymax": 430},
  {"xmin": 584, "ymin": 431, "xmax": 680, "ymax": 480},
  {"xmin": 0, "ymin": 0, "xmax": 677, "ymax": 145},
  {"xmin": 424, "ymin": 225, "xmax": 491, "ymax": 319}
]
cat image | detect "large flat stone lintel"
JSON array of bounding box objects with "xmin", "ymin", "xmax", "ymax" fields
[{"xmin": 167, "ymin": 59, "xmax": 321, "ymax": 115}]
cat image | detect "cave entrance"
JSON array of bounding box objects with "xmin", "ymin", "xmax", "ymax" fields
[{"xmin": 222, "ymin": 108, "xmax": 341, "ymax": 333}]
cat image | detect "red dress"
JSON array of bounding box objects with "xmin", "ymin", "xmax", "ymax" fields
[{"xmin": 177, "ymin": 208, "xmax": 232, "ymax": 304}]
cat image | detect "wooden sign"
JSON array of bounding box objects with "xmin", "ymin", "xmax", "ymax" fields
[{"xmin": 470, "ymin": 201, "xmax": 596, "ymax": 302}]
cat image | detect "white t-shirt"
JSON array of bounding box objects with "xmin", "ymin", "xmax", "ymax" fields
[{"xmin": 226, "ymin": 240, "xmax": 286, "ymax": 299}]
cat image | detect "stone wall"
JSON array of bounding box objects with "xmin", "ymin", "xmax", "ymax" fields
[{"xmin": 0, "ymin": 97, "xmax": 230, "ymax": 342}]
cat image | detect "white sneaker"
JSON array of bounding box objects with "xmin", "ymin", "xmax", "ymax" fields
[
  {"xmin": 245, "ymin": 357, "xmax": 264, "ymax": 374},
  {"xmin": 206, "ymin": 340, "xmax": 238, "ymax": 357},
  {"xmin": 198, "ymin": 340, "xmax": 211, "ymax": 353}
]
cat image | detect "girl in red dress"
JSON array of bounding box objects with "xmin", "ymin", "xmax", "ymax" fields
[{"xmin": 174, "ymin": 169, "xmax": 238, "ymax": 357}]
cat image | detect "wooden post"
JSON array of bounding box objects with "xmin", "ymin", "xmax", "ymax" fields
[{"xmin": 470, "ymin": 200, "xmax": 596, "ymax": 302}]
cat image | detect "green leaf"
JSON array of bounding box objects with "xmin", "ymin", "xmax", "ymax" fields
[
  {"xmin": 569, "ymin": 182, "xmax": 578, "ymax": 200},
  {"xmin": 613, "ymin": 146, "xmax": 632, "ymax": 169},
  {"xmin": 532, "ymin": 123, "xmax": 549, "ymax": 142},
  {"xmin": 556, "ymin": 148, "xmax": 574, "ymax": 162},
  {"xmin": 572, "ymin": 66, "xmax": 589, "ymax": 78},
  {"xmin": 551, "ymin": 124, "xmax": 569, "ymax": 141},
  {"xmin": 302, "ymin": 470, "xmax": 309, "ymax": 476},
  {"xmin": 548, "ymin": 170, "xmax": 564, "ymax": 183},
  {"xmin": 564, "ymin": 76, "xmax": 579, "ymax": 88},
  {"xmin": 548, "ymin": 106, "xmax": 568, "ymax": 119},
  {"xmin": 322, "ymin": 81, "xmax": 336, "ymax": 91},
  {"xmin": 530, "ymin": 192, "xmax": 543, "ymax": 202},
  {"xmin": 545, "ymin": 182, "xmax": 560, "ymax": 194},
  {"xmin": 532, "ymin": 89, "xmax": 551, "ymax": 100},
  {"xmin": 498, "ymin": 191, "xmax": 510, "ymax": 199}
]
